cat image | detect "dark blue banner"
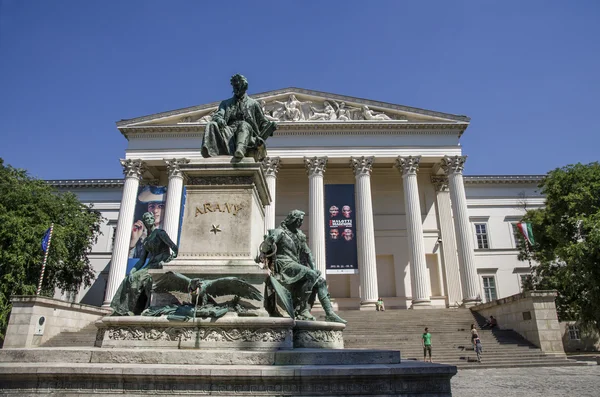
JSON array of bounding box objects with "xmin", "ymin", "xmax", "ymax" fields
[{"xmin": 325, "ymin": 184, "xmax": 358, "ymax": 274}]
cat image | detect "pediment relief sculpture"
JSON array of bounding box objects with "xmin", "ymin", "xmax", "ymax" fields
[{"xmin": 177, "ymin": 95, "xmax": 406, "ymax": 124}]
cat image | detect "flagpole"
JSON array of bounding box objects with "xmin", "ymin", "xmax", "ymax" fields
[
  {"xmin": 525, "ymin": 239, "xmax": 532, "ymax": 268},
  {"xmin": 37, "ymin": 223, "xmax": 54, "ymax": 295}
]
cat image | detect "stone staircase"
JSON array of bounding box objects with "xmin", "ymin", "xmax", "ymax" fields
[
  {"xmin": 338, "ymin": 308, "xmax": 587, "ymax": 369},
  {"xmin": 41, "ymin": 323, "xmax": 98, "ymax": 347},
  {"xmin": 39, "ymin": 308, "xmax": 588, "ymax": 369}
]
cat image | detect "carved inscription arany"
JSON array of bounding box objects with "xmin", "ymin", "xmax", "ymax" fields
[{"xmin": 195, "ymin": 203, "xmax": 242, "ymax": 217}]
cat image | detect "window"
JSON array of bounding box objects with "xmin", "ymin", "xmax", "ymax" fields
[
  {"xmin": 109, "ymin": 224, "xmax": 117, "ymax": 252},
  {"xmin": 568, "ymin": 325, "xmax": 581, "ymax": 340},
  {"xmin": 520, "ymin": 274, "xmax": 530, "ymax": 291},
  {"xmin": 474, "ymin": 223, "xmax": 489, "ymax": 249},
  {"xmin": 511, "ymin": 223, "xmax": 522, "ymax": 248},
  {"xmin": 482, "ymin": 276, "xmax": 497, "ymax": 302}
]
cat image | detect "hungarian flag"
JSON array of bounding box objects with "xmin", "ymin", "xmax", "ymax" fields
[
  {"xmin": 41, "ymin": 227, "xmax": 52, "ymax": 252},
  {"xmin": 516, "ymin": 222, "xmax": 535, "ymax": 245}
]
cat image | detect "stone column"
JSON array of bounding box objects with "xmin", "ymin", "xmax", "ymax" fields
[
  {"xmin": 163, "ymin": 158, "xmax": 189, "ymax": 243},
  {"xmin": 432, "ymin": 176, "xmax": 463, "ymax": 307},
  {"xmin": 441, "ymin": 156, "xmax": 481, "ymax": 306},
  {"xmin": 103, "ymin": 159, "xmax": 145, "ymax": 307},
  {"xmin": 262, "ymin": 157, "xmax": 281, "ymax": 234},
  {"xmin": 304, "ymin": 156, "xmax": 327, "ymax": 277},
  {"xmin": 395, "ymin": 156, "xmax": 431, "ymax": 308},
  {"xmin": 350, "ymin": 156, "xmax": 379, "ymax": 307}
]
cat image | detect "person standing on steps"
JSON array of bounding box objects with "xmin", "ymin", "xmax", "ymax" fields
[
  {"xmin": 422, "ymin": 327, "xmax": 432, "ymax": 363},
  {"xmin": 470, "ymin": 323, "xmax": 479, "ymax": 348},
  {"xmin": 474, "ymin": 336, "xmax": 483, "ymax": 363}
]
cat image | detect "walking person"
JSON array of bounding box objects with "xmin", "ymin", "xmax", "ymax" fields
[
  {"xmin": 422, "ymin": 327, "xmax": 432, "ymax": 363},
  {"xmin": 470, "ymin": 324, "xmax": 479, "ymax": 348},
  {"xmin": 474, "ymin": 336, "xmax": 483, "ymax": 363}
]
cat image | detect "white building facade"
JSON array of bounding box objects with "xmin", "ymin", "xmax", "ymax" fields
[{"xmin": 50, "ymin": 88, "xmax": 544, "ymax": 310}]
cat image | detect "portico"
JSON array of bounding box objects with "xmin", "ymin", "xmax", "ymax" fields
[{"xmin": 103, "ymin": 88, "xmax": 482, "ymax": 310}]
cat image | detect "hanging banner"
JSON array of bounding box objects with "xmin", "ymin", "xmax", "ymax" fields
[
  {"xmin": 325, "ymin": 184, "xmax": 359, "ymax": 274},
  {"xmin": 126, "ymin": 185, "xmax": 168, "ymax": 274}
]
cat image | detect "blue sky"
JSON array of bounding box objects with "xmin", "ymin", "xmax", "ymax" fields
[{"xmin": 1, "ymin": 0, "xmax": 598, "ymax": 179}]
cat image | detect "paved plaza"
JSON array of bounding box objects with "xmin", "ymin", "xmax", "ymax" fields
[{"xmin": 452, "ymin": 365, "xmax": 600, "ymax": 397}]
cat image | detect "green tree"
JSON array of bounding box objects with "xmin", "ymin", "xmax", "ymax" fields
[
  {"xmin": 520, "ymin": 162, "xmax": 600, "ymax": 333},
  {"xmin": 0, "ymin": 159, "xmax": 103, "ymax": 343}
]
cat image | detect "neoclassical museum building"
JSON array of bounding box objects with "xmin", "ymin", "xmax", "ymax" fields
[{"xmin": 50, "ymin": 88, "xmax": 543, "ymax": 310}]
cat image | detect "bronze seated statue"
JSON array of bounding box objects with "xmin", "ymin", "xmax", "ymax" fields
[{"xmin": 257, "ymin": 210, "xmax": 346, "ymax": 324}]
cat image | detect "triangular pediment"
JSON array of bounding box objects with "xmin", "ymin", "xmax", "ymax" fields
[{"xmin": 117, "ymin": 87, "xmax": 470, "ymax": 128}]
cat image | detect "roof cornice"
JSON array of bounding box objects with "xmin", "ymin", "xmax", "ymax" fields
[
  {"xmin": 47, "ymin": 179, "xmax": 125, "ymax": 188},
  {"xmin": 116, "ymin": 87, "xmax": 470, "ymax": 127},
  {"xmin": 119, "ymin": 122, "xmax": 468, "ymax": 139},
  {"xmin": 464, "ymin": 175, "xmax": 544, "ymax": 184},
  {"xmin": 46, "ymin": 175, "xmax": 545, "ymax": 188}
]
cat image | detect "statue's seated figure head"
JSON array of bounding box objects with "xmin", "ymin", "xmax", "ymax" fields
[{"xmin": 230, "ymin": 73, "xmax": 248, "ymax": 98}]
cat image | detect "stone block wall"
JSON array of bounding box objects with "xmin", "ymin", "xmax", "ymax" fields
[
  {"xmin": 470, "ymin": 290, "xmax": 565, "ymax": 354},
  {"xmin": 560, "ymin": 321, "xmax": 600, "ymax": 352},
  {"xmin": 3, "ymin": 295, "xmax": 111, "ymax": 348}
]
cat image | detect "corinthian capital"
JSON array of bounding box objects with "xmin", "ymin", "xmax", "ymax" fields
[
  {"xmin": 441, "ymin": 155, "xmax": 467, "ymax": 175},
  {"xmin": 304, "ymin": 156, "xmax": 327, "ymax": 177},
  {"xmin": 395, "ymin": 156, "xmax": 421, "ymax": 176},
  {"xmin": 165, "ymin": 158, "xmax": 190, "ymax": 179},
  {"xmin": 120, "ymin": 159, "xmax": 145, "ymax": 179},
  {"xmin": 262, "ymin": 157, "xmax": 281, "ymax": 177},
  {"xmin": 350, "ymin": 156, "xmax": 374, "ymax": 176},
  {"xmin": 431, "ymin": 176, "xmax": 449, "ymax": 192}
]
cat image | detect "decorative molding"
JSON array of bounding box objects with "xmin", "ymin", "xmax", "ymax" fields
[
  {"xmin": 350, "ymin": 156, "xmax": 374, "ymax": 176},
  {"xmin": 256, "ymin": 95, "xmax": 401, "ymax": 122},
  {"xmin": 44, "ymin": 174, "xmax": 545, "ymax": 189},
  {"xmin": 261, "ymin": 156, "xmax": 281, "ymax": 177},
  {"xmin": 139, "ymin": 178, "xmax": 159, "ymax": 187},
  {"xmin": 106, "ymin": 326, "xmax": 287, "ymax": 343},
  {"xmin": 164, "ymin": 158, "xmax": 190, "ymax": 179},
  {"xmin": 187, "ymin": 176, "xmax": 254, "ymax": 186},
  {"xmin": 47, "ymin": 179, "xmax": 124, "ymax": 188},
  {"xmin": 116, "ymin": 86, "xmax": 470, "ymax": 128},
  {"xmin": 464, "ymin": 175, "xmax": 544, "ymax": 184},
  {"xmin": 395, "ymin": 155, "xmax": 421, "ymax": 176},
  {"xmin": 108, "ymin": 326, "xmax": 192, "ymax": 341},
  {"xmin": 441, "ymin": 155, "xmax": 467, "ymax": 175},
  {"xmin": 119, "ymin": 159, "xmax": 145, "ymax": 179},
  {"xmin": 431, "ymin": 176, "xmax": 449, "ymax": 192},
  {"xmin": 304, "ymin": 156, "xmax": 328, "ymax": 177},
  {"xmin": 120, "ymin": 123, "xmax": 467, "ymax": 139},
  {"xmin": 294, "ymin": 330, "xmax": 344, "ymax": 344}
]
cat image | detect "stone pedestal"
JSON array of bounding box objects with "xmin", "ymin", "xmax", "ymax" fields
[
  {"xmin": 95, "ymin": 314, "xmax": 347, "ymax": 351},
  {"xmin": 96, "ymin": 314, "xmax": 294, "ymax": 350},
  {"xmin": 164, "ymin": 157, "xmax": 270, "ymax": 287}
]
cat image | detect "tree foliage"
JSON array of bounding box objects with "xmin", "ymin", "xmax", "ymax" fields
[
  {"xmin": 521, "ymin": 162, "xmax": 600, "ymax": 332},
  {"xmin": 0, "ymin": 159, "xmax": 104, "ymax": 343}
]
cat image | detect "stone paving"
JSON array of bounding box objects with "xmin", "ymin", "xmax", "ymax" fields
[{"xmin": 452, "ymin": 365, "xmax": 600, "ymax": 397}]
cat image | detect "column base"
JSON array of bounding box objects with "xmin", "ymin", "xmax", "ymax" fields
[
  {"xmin": 359, "ymin": 301, "xmax": 378, "ymax": 310},
  {"xmin": 411, "ymin": 299, "xmax": 432, "ymax": 309},
  {"xmin": 461, "ymin": 297, "xmax": 481, "ymax": 308}
]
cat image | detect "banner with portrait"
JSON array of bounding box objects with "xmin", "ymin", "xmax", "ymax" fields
[
  {"xmin": 324, "ymin": 184, "xmax": 359, "ymax": 274},
  {"xmin": 126, "ymin": 185, "xmax": 168, "ymax": 274}
]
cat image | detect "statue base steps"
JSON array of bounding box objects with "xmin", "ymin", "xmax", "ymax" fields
[
  {"xmin": 95, "ymin": 314, "xmax": 345, "ymax": 350},
  {"xmin": 0, "ymin": 347, "xmax": 456, "ymax": 396}
]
